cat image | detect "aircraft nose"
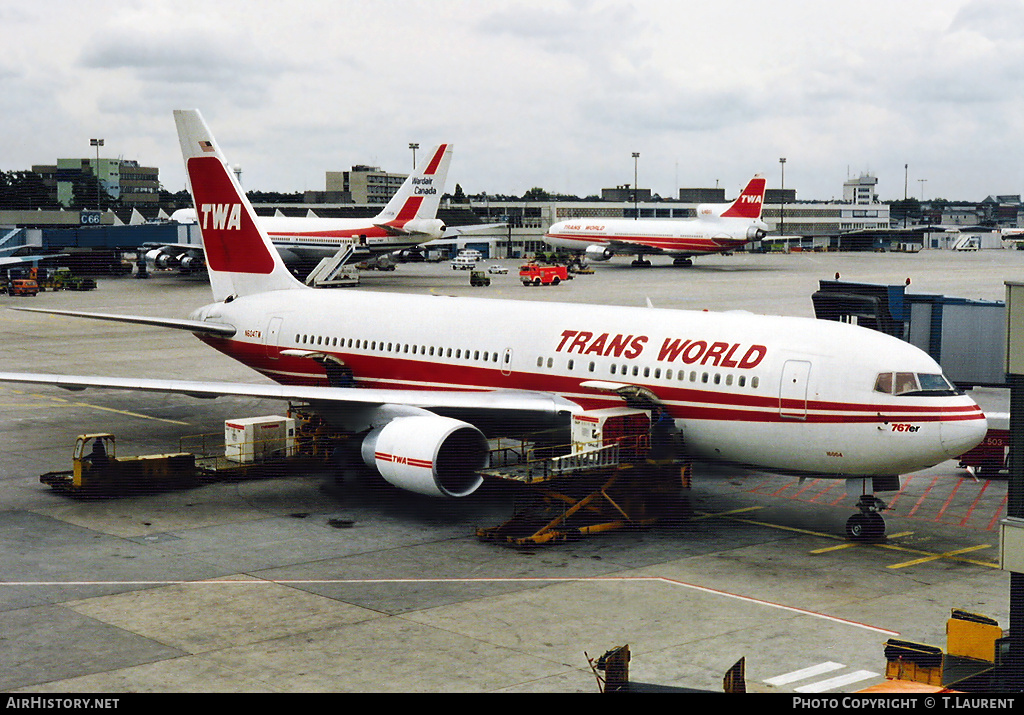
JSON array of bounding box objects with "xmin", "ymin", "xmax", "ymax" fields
[{"xmin": 940, "ymin": 414, "xmax": 989, "ymax": 459}]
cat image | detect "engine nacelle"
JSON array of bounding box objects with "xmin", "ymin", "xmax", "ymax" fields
[
  {"xmin": 178, "ymin": 253, "xmax": 205, "ymax": 273},
  {"xmin": 585, "ymin": 244, "xmax": 614, "ymax": 261},
  {"xmin": 360, "ymin": 415, "xmax": 488, "ymax": 497},
  {"xmin": 747, "ymin": 225, "xmax": 767, "ymax": 241},
  {"xmin": 145, "ymin": 248, "xmax": 177, "ymax": 270},
  {"xmin": 400, "ymin": 218, "xmax": 446, "ymax": 239}
]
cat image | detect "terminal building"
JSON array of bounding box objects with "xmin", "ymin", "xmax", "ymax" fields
[
  {"xmin": 5, "ymin": 156, "xmax": 1024, "ymax": 265},
  {"xmin": 31, "ymin": 157, "xmax": 161, "ymax": 209}
]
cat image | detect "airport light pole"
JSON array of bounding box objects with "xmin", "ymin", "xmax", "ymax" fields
[
  {"xmin": 409, "ymin": 143, "xmax": 419, "ymax": 170},
  {"xmin": 90, "ymin": 138, "xmax": 104, "ymax": 210},
  {"xmin": 779, "ymin": 157, "xmax": 786, "ymax": 237},
  {"xmin": 904, "ymin": 164, "xmax": 909, "ymax": 228},
  {"xmin": 632, "ymin": 152, "xmax": 640, "ymax": 219},
  {"xmin": 918, "ymin": 178, "xmax": 927, "ymax": 201}
]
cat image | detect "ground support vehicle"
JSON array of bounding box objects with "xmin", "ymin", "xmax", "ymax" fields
[
  {"xmin": 476, "ymin": 409, "xmax": 691, "ymax": 546},
  {"xmin": 40, "ymin": 434, "xmax": 198, "ymax": 496},
  {"xmin": 8, "ymin": 279, "xmax": 39, "ymax": 296},
  {"xmin": 876, "ymin": 610, "xmax": 1012, "ymax": 692},
  {"xmin": 519, "ymin": 262, "xmax": 570, "ymax": 286},
  {"xmin": 470, "ymin": 270, "xmax": 491, "ymax": 287}
]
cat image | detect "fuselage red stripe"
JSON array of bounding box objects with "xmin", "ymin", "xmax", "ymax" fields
[{"xmin": 202, "ymin": 337, "xmax": 985, "ymax": 426}]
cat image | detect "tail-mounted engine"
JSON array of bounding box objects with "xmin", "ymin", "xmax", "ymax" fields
[
  {"xmin": 398, "ymin": 218, "xmax": 446, "ymax": 238},
  {"xmin": 360, "ymin": 415, "xmax": 488, "ymax": 497}
]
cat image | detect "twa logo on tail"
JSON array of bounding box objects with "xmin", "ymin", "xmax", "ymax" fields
[
  {"xmin": 186, "ymin": 156, "xmax": 276, "ymax": 275},
  {"xmin": 719, "ymin": 175, "xmax": 767, "ymax": 219},
  {"xmin": 199, "ymin": 203, "xmax": 242, "ymax": 231}
]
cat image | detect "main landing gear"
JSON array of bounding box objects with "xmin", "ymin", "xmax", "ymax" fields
[
  {"xmin": 630, "ymin": 256, "xmax": 652, "ymax": 267},
  {"xmin": 846, "ymin": 494, "xmax": 888, "ymax": 541},
  {"xmin": 672, "ymin": 257, "xmax": 693, "ymax": 267}
]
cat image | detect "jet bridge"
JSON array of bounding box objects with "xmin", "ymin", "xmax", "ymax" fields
[{"xmin": 812, "ymin": 279, "xmax": 1006, "ymax": 387}]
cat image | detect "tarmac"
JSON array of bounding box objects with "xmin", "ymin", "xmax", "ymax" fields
[{"xmin": 0, "ymin": 248, "xmax": 1019, "ymax": 694}]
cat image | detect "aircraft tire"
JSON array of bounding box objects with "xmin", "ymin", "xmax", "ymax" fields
[{"xmin": 846, "ymin": 512, "xmax": 886, "ymax": 541}]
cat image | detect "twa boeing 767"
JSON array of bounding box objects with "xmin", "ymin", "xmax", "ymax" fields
[{"xmin": 0, "ymin": 110, "xmax": 987, "ymax": 540}]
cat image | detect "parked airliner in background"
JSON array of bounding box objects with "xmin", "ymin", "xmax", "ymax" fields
[
  {"xmin": 0, "ymin": 110, "xmax": 987, "ymax": 541},
  {"xmin": 150, "ymin": 139, "xmax": 498, "ymax": 278},
  {"xmin": 544, "ymin": 175, "xmax": 769, "ymax": 266}
]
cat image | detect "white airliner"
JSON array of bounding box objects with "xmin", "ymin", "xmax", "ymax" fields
[
  {"xmin": 149, "ymin": 136, "xmax": 496, "ymax": 276},
  {"xmin": 544, "ymin": 175, "xmax": 770, "ymax": 266},
  {"xmin": 0, "ymin": 110, "xmax": 988, "ymax": 540}
]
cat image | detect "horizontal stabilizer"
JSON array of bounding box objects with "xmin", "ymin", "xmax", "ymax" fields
[{"xmin": 8, "ymin": 307, "xmax": 236, "ymax": 337}]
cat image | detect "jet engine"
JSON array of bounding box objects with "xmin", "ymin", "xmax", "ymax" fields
[
  {"xmin": 747, "ymin": 225, "xmax": 767, "ymax": 241},
  {"xmin": 145, "ymin": 248, "xmax": 179, "ymax": 270},
  {"xmin": 360, "ymin": 415, "xmax": 488, "ymax": 497},
  {"xmin": 585, "ymin": 244, "xmax": 614, "ymax": 261},
  {"xmin": 177, "ymin": 252, "xmax": 205, "ymax": 273},
  {"xmin": 399, "ymin": 218, "xmax": 446, "ymax": 239}
]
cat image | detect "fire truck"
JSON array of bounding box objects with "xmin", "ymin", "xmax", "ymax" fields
[{"xmin": 519, "ymin": 262, "xmax": 569, "ymax": 286}]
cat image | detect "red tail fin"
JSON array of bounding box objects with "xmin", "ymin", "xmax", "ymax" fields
[
  {"xmin": 719, "ymin": 176, "xmax": 766, "ymax": 219},
  {"xmin": 188, "ymin": 156, "xmax": 276, "ymax": 274}
]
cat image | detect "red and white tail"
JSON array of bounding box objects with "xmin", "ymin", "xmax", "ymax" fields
[
  {"xmin": 718, "ymin": 174, "xmax": 767, "ymax": 220},
  {"xmin": 174, "ymin": 110, "xmax": 305, "ymax": 302},
  {"xmin": 373, "ymin": 143, "xmax": 452, "ymax": 234}
]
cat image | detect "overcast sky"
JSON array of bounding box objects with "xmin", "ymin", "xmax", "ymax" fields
[{"xmin": 4, "ymin": 0, "xmax": 1024, "ymax": 203}]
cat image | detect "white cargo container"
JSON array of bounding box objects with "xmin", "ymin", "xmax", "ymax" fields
[
  {"xmin": 570, "ymin": 407, "xmax": 650, "ymax": 455},
  {"xmin": 224, "ymin": 416, "xmax": 296, "ymax": 463}
]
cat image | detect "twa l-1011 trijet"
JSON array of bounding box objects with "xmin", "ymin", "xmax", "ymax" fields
[
  {"xmin": 0, "ymin": 111, "xmax": 987, "ymax": 540},
  {"xmin": 544, "ymin": 175, "xmax": 769, "ymax": 267}
]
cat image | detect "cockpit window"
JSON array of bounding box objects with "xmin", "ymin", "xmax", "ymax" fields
[{"xmin": 874, "ymin": 372, "xmax": 960, "ymax": 396}]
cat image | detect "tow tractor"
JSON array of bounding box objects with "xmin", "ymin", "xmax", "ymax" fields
[{"xmin": 40, "ymin": 434, "xmax": 197, "ymax": 496}]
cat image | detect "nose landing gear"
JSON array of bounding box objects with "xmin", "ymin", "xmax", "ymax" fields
[{"xmin": 846, "ymin": 494, "xmax": 888, "ymax": 541}]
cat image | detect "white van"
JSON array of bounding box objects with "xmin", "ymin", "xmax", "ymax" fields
[{"xmin": 451, "ymin": 254, "xmax": 477, "ymax": 270}]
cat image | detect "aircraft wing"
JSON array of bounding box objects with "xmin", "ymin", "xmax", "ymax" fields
[
  {"xmin": 141, "ymin": 242, "xmax": 203, "ymax": 252},
  {"xmin": 0, "ymin": 253, "xmax": 68, "ymax": 267},
  {"xmin": 0, "ymin": 371, "xmax": 579, "ymax": 416},
  {"xmin": 604, "ymin": 239, "xmax": 668, "ymax": 255}
]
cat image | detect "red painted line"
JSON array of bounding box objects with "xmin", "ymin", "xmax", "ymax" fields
[
  {"xmin": 907, "ymin": 475, "xmax": 941, "ymax": 518},
  {"xmin": 986, "ymin": 492, "xmax": 1008, "ymax": 532},
  {"xmin": 791, "ymin": 478, "xmax": 822, "ymax": 499},
  {"xmin": 957, "ymin": 479, "xmax": 994, "ymax": 528},
  {"xmin": 934, "ymin": 478, "xmax": 965, "ymax": 522}
]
